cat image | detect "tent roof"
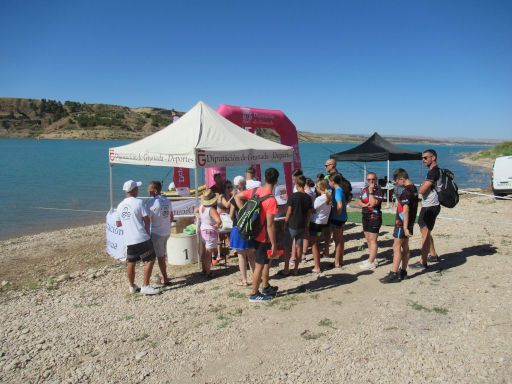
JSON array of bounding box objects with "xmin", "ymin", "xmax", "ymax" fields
[
  {"xmin": 330, "ymin": 132, "xmax": 422, "ymax": 162},
  {"xmin": 109, "ymin": 101, "xmax": 293, "ymax": 168}
]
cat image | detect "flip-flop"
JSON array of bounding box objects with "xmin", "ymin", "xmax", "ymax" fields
[
  {"xmin": 427, "ymin": 255, "xmax": 440, "ymax": 263},
  {"xmin": 235, "ymin": 280, "xmax": 248, "ymax": 286},
  {"xmin": 311, "ymin": 269, "xmax": 322, "ymax": 274},
  {"xmin": 160, "ymin": 281, "xmax": 172, "ymax": 286}
]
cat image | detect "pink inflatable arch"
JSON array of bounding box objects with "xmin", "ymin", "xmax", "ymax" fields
[{"xmin": 204, "ymin": 105, "xmax": 301, "ymax": 195}]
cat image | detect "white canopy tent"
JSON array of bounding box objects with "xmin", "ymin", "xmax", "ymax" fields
[{"xmin": 108, "ymin": 101, "xmax": 294, "ymax": 207}]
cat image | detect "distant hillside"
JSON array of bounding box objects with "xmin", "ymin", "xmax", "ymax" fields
[
  {"xmin": 0, "ymin": 98, "xmax": 184, "ymax": 139},
  {"xmin": 0, "ymin": 98, "xmax": 500, "ymax": 145}
]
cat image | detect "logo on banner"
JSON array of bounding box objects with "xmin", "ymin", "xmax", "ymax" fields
[
  {"xmin": 109, "ymin": 149, "xmax": 115, "ymax": 162},
  {"xmin": 197, "ymin": 149, "xmax": 206, "ymax": 166},
  {"xmin": 242, "ymin": 107, "xmax": 252, "ymax": 125}
]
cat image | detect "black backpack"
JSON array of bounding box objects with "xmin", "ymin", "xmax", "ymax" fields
[
  {"xmin": 340, "ymin": 175, "xmax": 353, "ymax": 203},
  {"xmin": 435, "ymin": 168, "xmax": 459, "ymax": 208},
  {"xmin": 236, "ymin": 189, "xmax": 273, "ymax": 240}
]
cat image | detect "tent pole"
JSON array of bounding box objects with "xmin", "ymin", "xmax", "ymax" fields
[
  {"xmin": 194, "ymin": 167, "xmax": 201, "ymax": 271},
  {"xmin": 386, "ymin": 160, "xmax": 390, "ymax": 208},
  {"xmin": 363, "ymin": 162, "xmax": 367, "ymax": 180},
  {"xmin": 109, "ymin": 163, "xmax": 114, "ymax": 210}
]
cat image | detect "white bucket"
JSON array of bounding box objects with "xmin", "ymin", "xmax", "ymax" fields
[{"xmin": 167, "ymin": 233, "xmax": 198, "ymax": 265}]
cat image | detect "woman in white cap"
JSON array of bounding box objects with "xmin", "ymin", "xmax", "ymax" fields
[{"xmin": 195, "ymin": 189, "xmax": 222, "ymax": 278}]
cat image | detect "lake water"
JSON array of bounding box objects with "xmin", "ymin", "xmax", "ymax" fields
[{"xmin": 0, "ymin": 139, "xmax": 491, "ymax": 240}]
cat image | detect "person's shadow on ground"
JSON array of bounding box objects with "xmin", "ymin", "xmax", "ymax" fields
[
  {"xmin": 278, "ymin": 270, "xmax": 373, "ymax": 296},
  {"xmin": 406, "ymin": 244, "xmax": 498, "ymax": 279}
]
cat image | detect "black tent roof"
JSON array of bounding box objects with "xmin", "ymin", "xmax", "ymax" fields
[{"xmin": 330, "ymin": 132, "xmax": 422, "ymax": 162}]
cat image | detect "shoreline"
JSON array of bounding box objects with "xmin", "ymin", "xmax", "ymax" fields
[
  {"xmin": 458, "ymin": 152, "xmax": 494, "ymax": 170},
  {"xmin": 0, "ymin": 134, "xmax": 499, "ymax": 146}
]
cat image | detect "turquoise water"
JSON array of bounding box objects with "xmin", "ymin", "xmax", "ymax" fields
[{"xmin": 0, "ymin": 139, "xmax": 491, "ymax": 240}]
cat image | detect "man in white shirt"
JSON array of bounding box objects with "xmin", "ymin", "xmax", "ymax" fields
[
  {"xmin": 116, "ymin": 180, "xmax": 159, "ymax": 295},
  {"xmin": 146, "ymin": 181, "xmax": 173, "ymax": 286},
  {"xmin": 245, "ymin": 166, "xmax": 262, "ymax": 190}
]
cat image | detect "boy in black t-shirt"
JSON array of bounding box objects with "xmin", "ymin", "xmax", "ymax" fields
[
  {"xmin": 284, "ymin": 175, "xmax": 313, "ymax": 276},
  {"xmin": 381, "ymin": 169, "xmax": 419, "ymax": 284}
]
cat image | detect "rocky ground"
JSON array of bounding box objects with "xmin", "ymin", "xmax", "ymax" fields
[{"xmin": 1, "ymin": 193, "xmax": 511, "ymax": 383}]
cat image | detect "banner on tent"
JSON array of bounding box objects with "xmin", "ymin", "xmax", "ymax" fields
[
  {"xmin": 196, "ymin": 149, "xmax": 293, "ymax": 167},
  {"xmin": 171, "ymin": 199, "xmax": 198, "ymax": 216},
  {"xmin": 106, "ymin": 210, "xmax": 126, "ymax": 261}
]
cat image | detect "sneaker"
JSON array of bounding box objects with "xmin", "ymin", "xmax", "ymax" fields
[
  {"xmin": 211, "ymin": 259, "xmax": 219, "ymax": 265},
  {"xmin": 128, "ymin": 284, "xmax": 140, "ymax": 294},
  {"xmin": 379, "ymin": 271, "xmax": 401, "ymax": 284},
  {"xmin": 399, "ymin": 269, "xmax": 408, "ymax": 280},
  {"xmin": 140, "ymin": 285, "xmax": 160, "ymax": 295},
  {"xmin": 249, "ymin": 292, "xmax": 273, "ymax": 302},
  {"xmin": 359, "ymin": 261, "xmax": 377, "ymax": 271},
  {"xmin": 262, "ymin": 285, "xmax": 279, "ymax": 296},
  {"xmin": 427, "ymin": 255, "xmax": 440, "ymax": 263},
  {"xmin": 410, "ymin": 261, "xmax": 428, "ymax": 270}
]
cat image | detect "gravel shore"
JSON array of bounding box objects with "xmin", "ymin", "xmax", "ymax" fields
[{"xmin": 1, "ymin": 194, "xmax": 511, "ymax": 383}]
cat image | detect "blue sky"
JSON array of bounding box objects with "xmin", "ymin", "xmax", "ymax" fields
[{"xmin": 1, "ymin": 0, "xmax": 511, "ymax": 140}]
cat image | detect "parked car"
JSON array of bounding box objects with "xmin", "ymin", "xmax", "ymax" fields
[{"xmin": 492, "ymin": 156, "xmax": 512, "ymax": 196}]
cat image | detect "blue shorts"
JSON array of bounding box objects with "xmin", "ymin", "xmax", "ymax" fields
[{"xmin": 229, "ymin": 226, "xmax": 253, "ymax": 250}]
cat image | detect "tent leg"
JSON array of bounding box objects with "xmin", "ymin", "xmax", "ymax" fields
[
  {"xmin": 109, "ymin": 164, "xmax": 114, "ymax": 210},
  {"xmin": 386, "ymin": 160, "xmax": 390, "ymax": 208},
  {"xmin": 194, "ymin": 168, "xmax": 201, "ymax": 272}
]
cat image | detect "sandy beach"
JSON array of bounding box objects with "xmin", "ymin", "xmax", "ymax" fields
[{"xmin": 1, "ymin": 193, "xmax": 511, "ymax": 383}]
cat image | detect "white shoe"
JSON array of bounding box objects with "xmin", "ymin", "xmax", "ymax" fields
[
  {"xmin": 141, "ymin": 285, "xmax": 160, "ymax": 295},
  {"xmin": 359, "ymin": 261, "xmax": 377, "ymax": 271},
  {"xmin": 129, "ymin": 284, "xmax": 140, "ymax": 294}
]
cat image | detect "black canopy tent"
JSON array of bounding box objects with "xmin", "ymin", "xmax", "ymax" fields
[{"xmin": 331, "ymin": 132, "xmax": 422, "ymax": 204}]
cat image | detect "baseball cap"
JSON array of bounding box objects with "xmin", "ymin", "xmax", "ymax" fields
[
  {"xmin": 233, "ymin": 175, "xmax": 245, "ymax": 186},
  {"xmin": 123, "ymin": 180, "xmax": 142, "ymax": 192}
]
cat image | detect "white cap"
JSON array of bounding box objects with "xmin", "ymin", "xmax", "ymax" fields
[
  {"xmin": 123, "ymin": 180, "xmax": 142, "ymax": 192},
  {"xmin": 233, "ymin": 175, "xmax": 245, "ymax": 186},
  {"xmin": 168, "ymin": 182, "xmax": 176, "ymax": 190}
]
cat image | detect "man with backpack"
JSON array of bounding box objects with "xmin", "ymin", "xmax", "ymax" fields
[
  {"xmin": 235, "ymin": 168, "xmax": 280, "ymax": 302},
  {"xmin": 417, "ymin": 149, "xmax": 441, "ymax": 268}
]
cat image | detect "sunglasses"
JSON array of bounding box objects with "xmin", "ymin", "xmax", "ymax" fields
[{"xmin": 324, "ymin": 163, "xmax": 332, "ymax": 167}]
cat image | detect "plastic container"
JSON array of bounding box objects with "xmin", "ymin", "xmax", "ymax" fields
[{"xmin": 167, "ymin": 233, "xmax": 198, "ymax": 265}]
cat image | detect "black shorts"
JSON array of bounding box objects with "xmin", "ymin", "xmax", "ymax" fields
[
  {"xmin": 126, "ymin": 240, "xmax": 156, "ymax": 263},
  {"xmin": 330, "ymin": 219, "xmax": 346, "ymax": 229},
  {"xmin": 254, "ymin": 241, "xmax": 271, "ymax": 265},
  {"xmin": 309, "ymin": 222, "xmax": 328, "ymax": 237},
  {"xmin": 362, "ymin": 214, "xmax": 382, "ymax": 234},
  {"xmin": 418, "ymin": 205, "xmax": 441, "ymax": 230},
  {"xmin": 393, "ymin": 226, "xmax": 414, "ymax": 239}
]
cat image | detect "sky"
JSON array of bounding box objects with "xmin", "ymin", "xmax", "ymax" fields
[{"xmin": 1, "ymin": 0, "xmax": 511, "ymax": 140}]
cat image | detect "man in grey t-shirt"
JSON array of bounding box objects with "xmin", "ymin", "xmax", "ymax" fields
[{"xmin": 417, "ymin": 149, "xmax": 441, "ymax": 268}]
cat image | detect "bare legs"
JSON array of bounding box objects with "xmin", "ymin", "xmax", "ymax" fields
[
  {"xmin": 310, "ymin": 235, "xmax": 321, "ymax": 272},
  {"xmin": 364, "ymin": 232, "xmax": 379, "ymax": 264},
  {"xmin": 391, "ymin": 238, "xmax": 410, "ymax": 273},
  {"xmin": 237, "ymin": 249, "xmax": 255, "ymax": 284},
  {"xmin": 332, "ymin": 226, "xmax": 344, "ymax": 267},
  {"xmin": 156, "ymin": 256, "xmax": 169, "ymax": 284},
  {"xmin": 251, "ymin": 263, "xmax": 270, "ymax": 295},
  {"xmin": 292, "ymin": 240, "xmax": 303, "ymax": 275},
  {"xmin": 420, "ymin": 226, "xmax": 437, "ymax": 265},
  {"xmin": 128, "ymin": 260, "xmax": 156, "ymax": 287}
]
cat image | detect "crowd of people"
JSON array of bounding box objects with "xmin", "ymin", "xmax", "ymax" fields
[{"xmin": 114, "ymin": 149, "xmax": 443, "ymax": 301}]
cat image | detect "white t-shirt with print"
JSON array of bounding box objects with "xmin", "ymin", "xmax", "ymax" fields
[
  {"xmin": 310, "ymin": 194, "xmax": 332, "ymax": 225},
  {"xmin": 146, "ymin": 195, "xmax": 172, "ymax": 236},
  {"xmin": 116, "ymin": 197, "xmax": 150, "ymax": 246}
]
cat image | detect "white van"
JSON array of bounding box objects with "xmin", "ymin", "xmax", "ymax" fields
[{"xmin": 492, "ymin": 156, "xmax": 512, "ymax": 196}]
